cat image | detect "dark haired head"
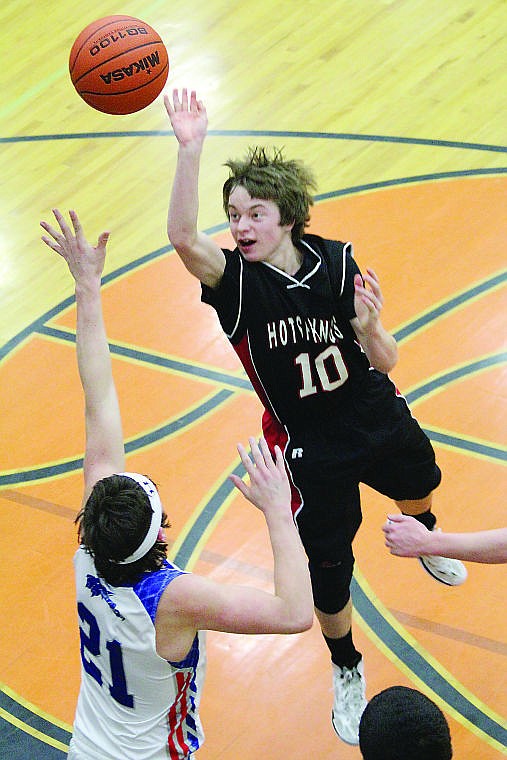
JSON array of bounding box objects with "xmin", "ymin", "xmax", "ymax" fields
[
  {"xmin": 75, "ymin": 474, "xmax": 170, "ymax": 586},
  {"xmin": 222, "ymin": 146, "xmax": 316, "ymax": 242},
  {"xmin": 359, "ymin": 686, "xmax": 452, "ymax": 760}
]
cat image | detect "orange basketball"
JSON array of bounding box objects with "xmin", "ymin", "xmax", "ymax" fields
[{"xmin": 69, "ymin": 15, "xmax": 169, "ymax": 115}]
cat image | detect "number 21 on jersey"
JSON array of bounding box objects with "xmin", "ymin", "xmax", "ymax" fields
[{"xmin": 78, "ymin": 601, "xmax": 134, "ymax": 708}]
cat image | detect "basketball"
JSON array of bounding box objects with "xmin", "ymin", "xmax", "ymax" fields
[{"xmin": 69, "ymin": 15, "xmax": 169, "ymax": 115}]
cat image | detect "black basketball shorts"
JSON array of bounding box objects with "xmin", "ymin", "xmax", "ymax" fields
[{"xmin": 285, "ymin": 394, "xmax": 441, "ymax": 566}]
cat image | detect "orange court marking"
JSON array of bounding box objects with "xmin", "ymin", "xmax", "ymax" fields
[{"xmin": 1, "ymin": 174, "xmax": 505, "ymax": 759}]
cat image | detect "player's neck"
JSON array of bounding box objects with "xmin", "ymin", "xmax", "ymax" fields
[{"xmin": 269, "ymin": 240, "xmax": 302, "ymax": 276}]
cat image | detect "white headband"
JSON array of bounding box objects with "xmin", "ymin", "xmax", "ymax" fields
[{"xmin": 116, "ymin": 472, "xmax": 162, "ymax": 564}]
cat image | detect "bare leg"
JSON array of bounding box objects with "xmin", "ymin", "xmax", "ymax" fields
[
  {"xmin": 395, "ymin": 494, "xmax": 432, "ymax": 515},
  {"xmin": 315, "ymin": 598, "xmax": 352, "ymax": 638}
]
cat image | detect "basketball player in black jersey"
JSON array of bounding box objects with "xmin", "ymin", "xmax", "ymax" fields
[{"xmin": 164, "ymin": 88, "xmax": 467, "ymax": 746}]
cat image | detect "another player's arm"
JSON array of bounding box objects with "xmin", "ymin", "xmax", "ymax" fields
[
  {"xmin": 350, "ymin": 269, "xmax": 397, "ymax": 373},
  {"xmin": 40, "ymin": 210, "xmax": 125, "ymax": 505},
  {"xmin": 425, "ymin": 527, "xmax": 507, "ymax": 564},
  {"xmin": 165, "ymin": 88, "xmax": 225, "ymax": 288},
  {"xmin": 155, "ymin": 439, "xmax": 313, "ymax": 659},
  {"xmin": 384, "ymin": 516, "xmax": 507, "ymax": 564}
]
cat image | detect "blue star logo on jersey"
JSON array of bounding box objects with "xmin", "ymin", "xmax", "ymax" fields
[{"xmin": 85, "ymin": 574, "xmax": 125, "ymax": 621}]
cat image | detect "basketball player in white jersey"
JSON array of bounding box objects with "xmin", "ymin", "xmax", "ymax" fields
[
  {"xmin": 40, "ymin": 208, "xmax": 313, "ymax": 760},
  {"xmin": 163, "ymin": 89, "xmax": 467, "ymax": 746}
]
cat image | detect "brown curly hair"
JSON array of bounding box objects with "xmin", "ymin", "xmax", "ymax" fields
[{"xmin": 222, "ymin": 146, "xmax": 317, "ymax": 242}]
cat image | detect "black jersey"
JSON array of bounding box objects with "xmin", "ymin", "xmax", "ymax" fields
[{"xmin": 201, "ymin": 234, "xmax": 374, "ymax": 432}]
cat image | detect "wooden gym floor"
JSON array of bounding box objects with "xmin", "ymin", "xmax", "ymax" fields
[{"xmin": 0, "ymin": 1, "xmax": 506, "ymax": 758}]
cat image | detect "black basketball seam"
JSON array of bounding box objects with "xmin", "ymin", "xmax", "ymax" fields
[
  {"xmin": 72, "ymin": 41, "xmax": 166, "ymax": 86},
  {"xmin": 78, "ymin": 63, "xmax": 169, "ymax": 101},
  {"xmin": 69, "ymin": 17, "xmax": 153, "ymax": 73},
  {"xmin": 69, "ymin": 17, "xmax": 143, "ymax": 71}
]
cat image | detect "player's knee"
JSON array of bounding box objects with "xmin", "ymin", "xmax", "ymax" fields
[{"xmin": 309, "ymin": 555, "xmax": 354, "ymax": 614}]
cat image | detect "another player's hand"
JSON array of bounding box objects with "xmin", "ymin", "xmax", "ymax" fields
[
  {"xmin": 353, "ymin": 269, "xmax": 384, "ymax": 332},
  {"xmin": 230, "ymin": 437, "xmax": 292, "ymax": 517},
  {"xmin": 164, "ymin": 88, "xmax": 208, "ymax": 147},
  {"xmin": 41, "ymin": 209, "xmax": 109, "ymax": 283},
  {"xmin": 382, "ymin": 514, "xmax": 432, "ymax": 557}
]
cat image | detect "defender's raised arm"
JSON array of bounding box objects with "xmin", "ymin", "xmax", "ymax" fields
[{"xmin": 40, "ymin": 209, "xmax": 124, "ymax": 502}]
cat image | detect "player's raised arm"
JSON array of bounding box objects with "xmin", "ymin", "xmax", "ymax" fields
[
  {"xmin": 156, "ymin": 438, "xmax": 313, "ymax": 645},
  {"xmin": 40, "ymin": 209, "xmax": 124, "ymax": 503},
  {"xmin": 165, "ymin": 88, "xmax": 225, "ymax": 287}
]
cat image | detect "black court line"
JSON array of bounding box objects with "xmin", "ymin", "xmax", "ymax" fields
[
  {"xmin": 0, "ymin": 689, "xmax": 70, "ymax": 758},
  {"xmin": 38, "ymin": 324, "xmax": 252, "ymax": 391},
  {"xmin": 1, "ymin": 167, "xmax": 505, "ymax": 756},
  {"xmin": 0, "ymin": 388, "xmax": 234, "ymax": 487},
  {"xmin": 351, "ymin": 577, "xmax": 507, "ymax": 747},
  {"xmin": 393, "ymin": 271, "xmax": 507, "ymax": 343},
  {"xmin": 2, "ymin": 167, "xmax": 505, "ymax": 365},
  {"xmin": 1, "ymin": 130, "xmax": 506, "ymax": 153},
  {"xmin": 406, "ymin": 354, "xmax": 507, "ymax": 406},
  {"xmin": 173, "ymin": 475, "xmax": 507, "ymax": 747}
]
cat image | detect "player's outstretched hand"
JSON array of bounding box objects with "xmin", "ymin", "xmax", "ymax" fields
[
  {"xmin": 382, "ymin": 514, "xmax": 431, "ymax": 557},
  {"xmin": 164, "ymin": 88, "xmax": 208, "ymax": 148},
  {"xmin": 40, "ymin": 209, "xmax": 109, "ymax": 283},
  {"xmin": 353, "ymin": 268, "xmax": 384, "ymax": 332},
  {"xmin": 230, "ymin": 437, "xmax": 292, "ymax": 517}
]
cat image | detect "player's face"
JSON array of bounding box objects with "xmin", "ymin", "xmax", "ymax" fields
[{"xmin": 228, "ymin": 186, "xmax": 294, "ymax": 263}]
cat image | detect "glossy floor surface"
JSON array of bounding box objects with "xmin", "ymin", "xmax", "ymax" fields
[{"xmin": 0, "ymin": 1, "xmax": 506, "ymax": 758}]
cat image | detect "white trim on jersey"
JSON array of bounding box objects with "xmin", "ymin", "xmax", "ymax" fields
[
  {"xmin": 279, "ymin": 239, "xmax": 322, "ymax": 290},
  {"xmin": 262, "ymin": 252, "xmax": 320, "ymax": 290},
  {"xmin": 246, "ymin": 330, "xmax": 283, "ymax": 424},
  {"xmin": 225, "ymin": 254, "xmax": 244, "ymax": 340},
  {"xmin": 340, "ymin": 242, "xmax": 354, "ymax": 296}
]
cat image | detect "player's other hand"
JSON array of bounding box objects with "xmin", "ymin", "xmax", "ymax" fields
[{"xmin": 230, "ymin": 437, "xmax": 292, "ymax": 518}]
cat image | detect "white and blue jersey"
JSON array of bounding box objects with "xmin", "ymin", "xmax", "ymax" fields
[{"xmin": 68, "ymin": 548, "xmax": 206, "ymax": 759}]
